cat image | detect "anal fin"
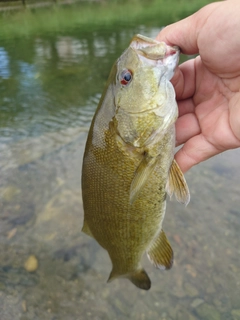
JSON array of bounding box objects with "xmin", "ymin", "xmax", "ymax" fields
[
  {"xmin": 166, "ymin": 159, "xmax": 190, "ymax": 205},
  {"xmin": 147, "ymin": 229, "xmax": 173, "ymax": 270},
  {"xmin": 82, "ymin": 221, "xmax": 94, "ymax": 238}
]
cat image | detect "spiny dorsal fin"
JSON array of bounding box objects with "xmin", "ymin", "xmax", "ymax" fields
[
  {"xmin": 108, "ymin": 268, "xmax": 151, "ymax": 290},
  {"xmin": 130, "ymin": 153, "xmax": 158, "ymax": 204},
  {"xmin": 82, "ymin": 221, "xmax": 94, "ymax": 238},
  {"xmin": 147, "ymin": 229, "xmax": 173, "ymax": 270},
  {"xmin": 166, "ymin": 159, "xmax": 190, "ymax": 205}
]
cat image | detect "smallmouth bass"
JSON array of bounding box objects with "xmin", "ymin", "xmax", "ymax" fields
[{"xmin": 81, "ymin": 34, "xmax": 190, "ymax": 290}]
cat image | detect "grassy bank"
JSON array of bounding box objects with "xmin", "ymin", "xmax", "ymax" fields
[{"xmin": 0, "ymin": 0, "xmax": 215, "ymax": 39}]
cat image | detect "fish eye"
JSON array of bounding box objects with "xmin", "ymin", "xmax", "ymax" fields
[{"xmin": 120, "ymin": 69, "xmax": 133, "ymax": 86}]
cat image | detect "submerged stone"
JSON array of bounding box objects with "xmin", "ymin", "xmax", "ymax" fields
[
  {"xmin": 195, "ymin": 303, "xmax": 221, "ymax": 320},
  {"xmin": 191, "ymin": 298, "xmax": 204, "ymax": 308},
  {"xmin": 1, "ymin": 186, "xmax": 21, "ymax": 202},
  {"xmin": 232, "ymin": 309, "xmax": 240, "ymax": 320},
  {"xmin": 184, "ymin": 282, "xmax": 199, "ymax": 297},
  {"xmin": 24, "ymin": 255, "xmax": 38, "ymax": 272}
]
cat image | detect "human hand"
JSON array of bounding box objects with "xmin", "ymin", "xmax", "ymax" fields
[{"xmin": 156, "ymin": 0, "xmax": 240, "ymax": 173}]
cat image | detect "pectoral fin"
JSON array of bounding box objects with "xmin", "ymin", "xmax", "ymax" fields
[
  {"xmin": 147, "ymin": 229, "xmax": 173, "ymax": 270},
  {"xmin": 130, "ymin": 154, "xmax": 158, "ymax": 204},
  {"xmin": 166, "ymin": 159, "xmax": 190, "ymax": 205}
]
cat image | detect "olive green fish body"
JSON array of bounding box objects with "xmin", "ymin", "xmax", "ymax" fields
[{"xmin": 82, "ymin": 34, "xmax": 190, "ymax": 290}]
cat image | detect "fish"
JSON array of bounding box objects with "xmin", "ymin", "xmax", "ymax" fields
[{"xmin": 81, "ymin": 34, "xmax": 190, "ymax": 290}]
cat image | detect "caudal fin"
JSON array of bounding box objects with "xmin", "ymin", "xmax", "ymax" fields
[
  {"xmin": 128, "ymin": 269, "xmax": 151, "ymax": 290},
  {"xmin": 107, "ymin": 268, "xmax": 151, "ymax": 290}
]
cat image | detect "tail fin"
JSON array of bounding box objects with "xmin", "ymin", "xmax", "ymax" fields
[
  {"xmin": 107, "ymin": 268, "xmax": 151, "ymax": 290},
  {"xmin": 128, "ymin": 269, "xmax": 151, "ymax": 290}
]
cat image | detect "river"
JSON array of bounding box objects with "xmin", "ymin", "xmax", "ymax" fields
[{"xmin": 0, "ymin": 20, "xmax": 240, "ymax": 320}]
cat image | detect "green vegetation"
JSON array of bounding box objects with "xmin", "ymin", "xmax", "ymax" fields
[{"xmin": 0, "ymin": 0, "xmax": 215, "ymax": 39}]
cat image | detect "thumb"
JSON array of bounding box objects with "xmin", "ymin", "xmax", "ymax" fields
[
  {"xmin": 156, "ymin": 1, "xmax": 223, "ymax": 55},
  {"xmin": 156, "ymin": 14, "xmax": 199, "ymax": 55}
]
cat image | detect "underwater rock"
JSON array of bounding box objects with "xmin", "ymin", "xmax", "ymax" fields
[
  {"xmin": 195, "ymin": 303, "xmax": 221, "ymax": 320},
  {"xmin": 184, "ymin": 282, "xmax": 199, "ymax": 297},
  {"xmin": 24, "ymin": 255, "xmax": 38, "ymax": 272},
  {"xmin": 232, "ymin": 309, "xmax": 240, "ymax": 320}
]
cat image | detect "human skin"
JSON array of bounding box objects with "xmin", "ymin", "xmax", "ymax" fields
[{"xmin": 156, "ymin": 0, "xmax": 240, "ymax": 173}]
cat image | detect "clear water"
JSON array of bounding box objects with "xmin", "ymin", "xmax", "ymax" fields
[{"xmin": 0, "ymin": 19, "xmax": 239, "ymax": 320}]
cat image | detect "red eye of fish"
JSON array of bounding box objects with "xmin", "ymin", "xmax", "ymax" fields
[{"xmin": 120, "ymin": 69, "xmax": 133, "ymax": 85}]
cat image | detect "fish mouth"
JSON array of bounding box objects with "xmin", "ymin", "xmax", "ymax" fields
[
  {"xmin": 130, "ymin": 34, "xmax": 179, "ymax": 61},
  {"xmin": 129, "ymin": 34, "xmax": 179, "ymax": 83}
]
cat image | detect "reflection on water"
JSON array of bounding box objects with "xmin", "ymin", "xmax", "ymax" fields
[{"xmin": 0, "ymin": 22, "xmax": 240, "ymax": 320}]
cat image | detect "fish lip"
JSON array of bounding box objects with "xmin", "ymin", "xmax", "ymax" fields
[
  {"xmin": 130, "ymin": 34, "xmax": 179, "ymax": 61},
  {"xmin": 136, "ymin": 46, "xmax": 179, "ymax": 61},
  {"xmin": 165, "ymin": 45, "xmax": 179, "ymax": 56}
]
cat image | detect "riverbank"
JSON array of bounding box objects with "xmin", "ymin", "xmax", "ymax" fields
[{"xmin": 0, "ymin": 0, "xmax": 215, "ymax": 39}]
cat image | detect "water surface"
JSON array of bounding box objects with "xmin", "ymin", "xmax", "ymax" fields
[{"xmin": 0, "ymin": 20, "xmax": 240, "ymax": 320}]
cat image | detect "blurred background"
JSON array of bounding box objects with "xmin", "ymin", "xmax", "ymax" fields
[{"xmin": 0, "ymin": 0, "xmax": 240, "ymax": 319}]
